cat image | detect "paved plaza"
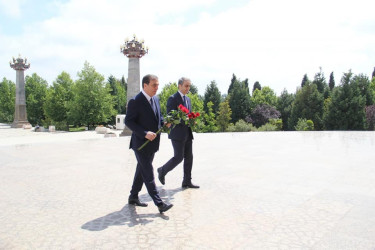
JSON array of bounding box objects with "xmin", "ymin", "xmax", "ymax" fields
[{"xmin": 1, "ymin": 125, "xmax": 375, "ymax": 249}]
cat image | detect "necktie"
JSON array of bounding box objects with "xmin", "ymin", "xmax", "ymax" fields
[
  {"xmin": 183, "ymin": 95, "xmax": 187, "ymax": 107},
  {"xmin": 150, "ymin": 97, "xmax": 157, "ymax": 116}
]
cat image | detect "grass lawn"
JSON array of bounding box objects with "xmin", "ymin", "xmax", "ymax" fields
[{"xmin": 68, "ymin": 126, "xmax": 87, "ymax": 132}]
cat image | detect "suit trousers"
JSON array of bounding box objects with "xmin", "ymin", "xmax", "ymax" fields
[
  {"xmin": 162, "ymin": 138, "xmax": 193, "ymax": 181},
  {"xmin": 130, "ymin": 150, "xmax": 162, "ymax": 206}
]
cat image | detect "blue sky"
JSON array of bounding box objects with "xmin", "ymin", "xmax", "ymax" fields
[
  {"xmin": 0, "ymin": 0, "xmax": 64, "ymax": 35},
  {"xmin": 1, "ymin": 0, "xmax": 374, "ymax": 95}
]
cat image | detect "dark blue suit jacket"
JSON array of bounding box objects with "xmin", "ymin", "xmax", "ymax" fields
[
  {"xmin": 125, "ymin": 92, "xmax": 164, "ymax": 155},
  {"xmin": 167, "ymin": 92, "xmax": 193, "ymax": 141}
]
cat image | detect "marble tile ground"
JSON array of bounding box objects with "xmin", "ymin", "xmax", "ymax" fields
[{"xmin": 1, "ymin": 127, "xmax": 375, "ymax": 249}]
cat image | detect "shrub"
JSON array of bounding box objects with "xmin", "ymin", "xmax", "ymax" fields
[
  {"xmin": 295, "ymin": 118, "xmax": 314, "ymax": 131},
  {"xmin": 246, "ymin": 104, "xmax": 281, "ymax": 128},
  {"xmin": 268, "ymin": 118, "xmax": 283, "ymax": 131},
  {"xmin": 257, "ymin": 123, "xmax": 277, "ymax": 131},
  {"xmin": 227, "ymin": 119, "xmax": 255, "ymax": 132}
]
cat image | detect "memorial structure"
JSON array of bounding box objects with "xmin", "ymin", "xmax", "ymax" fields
[
  {"xmin": 119, "ymin": 35, "xmax": 148, "ymax": 136},
  {"xmin": 9, "ymin": 55, "xmax": 30, "ymax": 128}
]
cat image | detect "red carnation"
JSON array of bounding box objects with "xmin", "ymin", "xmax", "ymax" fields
[{"xmin": 178, "ymin": 104, "xmax": 189, "ymax": 114}]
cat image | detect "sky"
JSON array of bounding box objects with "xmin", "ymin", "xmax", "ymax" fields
[{"xmin": 1, "ymin": 0, "xmax": 374, "ymax": 96}]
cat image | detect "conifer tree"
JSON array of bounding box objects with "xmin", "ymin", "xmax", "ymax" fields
[
  {"xmin": 325, "ymin": 71, "xmax": 366, "ymax": 130},
  {"xmin": 329, "ymin": 72, "xmax": 335, "ymax": 90},
  {"xmin": 252, "ymin": 81, "xmax": 261, "ymax": 94},
  {"xmin": 204, "ymin": 80, "xmax": 221, "ymax": 114},
  {"xmin": 301, "ymin": 74, "xmax": 309, "ymax": 87}
]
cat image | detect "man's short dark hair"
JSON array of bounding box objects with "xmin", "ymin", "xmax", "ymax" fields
[
  {"xmin": 178, "ymin": 77, "xmax": 191, "ymax": 86},
  {"xmin": 142, "ymin": 74, "xmax": 158, "ymax": 88}
]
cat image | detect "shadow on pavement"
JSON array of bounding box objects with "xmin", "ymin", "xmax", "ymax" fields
[{"xmin": 81, "ymin": 187, "xmax": 182, "ymax": 231}]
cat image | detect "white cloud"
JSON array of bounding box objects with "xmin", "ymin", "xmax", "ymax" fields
[
  {"xmin": 0, "ymin": 0, "xmax": 23, "ymax": 18},
  {"xmin": 1, "ymin": 0, "xmax": 374, "ymax": 95}
]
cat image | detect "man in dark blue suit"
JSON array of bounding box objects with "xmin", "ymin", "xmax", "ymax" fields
[
  {"xmin": 125, "ymin": 74, "xmax": 173, "ymax": 213},
  {"xmin": 157, "ymin": 77, "xmax": 200, "ymax": 189}
]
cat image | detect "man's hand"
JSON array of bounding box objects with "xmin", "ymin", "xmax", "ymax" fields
[{"xmin": 145, "ymin": 131, "xmax": 157, "ymax": 141}]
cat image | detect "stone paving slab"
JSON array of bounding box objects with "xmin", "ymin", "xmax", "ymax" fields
[{"xmin": 1, "ymin": 129, "xmax": 375, "ymax": 249}]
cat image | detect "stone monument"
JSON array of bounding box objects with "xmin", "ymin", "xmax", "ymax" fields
[
  {"xmin": 119, "ymin": 35, "xmax": 148, "ymax": 136},
  {"xmin": 9, "ymin": 55, "xmax": 31, "ymax": 128}
]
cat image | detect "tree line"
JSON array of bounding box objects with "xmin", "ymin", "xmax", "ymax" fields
[{"xmin": 1, "ymin": 62, "xmax": 375, "ymax": 131}]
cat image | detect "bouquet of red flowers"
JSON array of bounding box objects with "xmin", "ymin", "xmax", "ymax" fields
[
  {"xmin": 138, "ymin": 104, "xmax": 200, "ymax": 150},
  {"xmin": 180, "ymin": 104, "xmax": 200, "ymax": 128}
]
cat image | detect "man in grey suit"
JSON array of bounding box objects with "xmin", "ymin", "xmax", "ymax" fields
[
  {"xmin": 125, "ymin": 74, "xmax": 173, "ymax": 213},
  {"xmin": 157, "ymin": 77, "xmax": 200, "ymax": 188}
]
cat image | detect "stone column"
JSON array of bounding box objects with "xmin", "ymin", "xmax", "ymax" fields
[
  {"xmin": 127, "ymin": 58, "xmax": 141, "ymax": 104},
  {"xmin": 120, "ymin": 58, "xmax": 141, "ymax": 136},
  {"xmin": 10, "ymin": 56, "xmax": 30, "ymax": 128},
  {"xmin": 119, "ymin": 35, "xmax": 148, "ymax": 136}
]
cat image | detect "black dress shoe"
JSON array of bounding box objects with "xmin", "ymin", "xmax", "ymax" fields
[
  {"xmin": 128, "ymin": 198, "xmax": 148, "ymax": 207},
  {"xmin": 157, "ymin": 167, "xmax": 165, "ymax": 185},
  {"xmin": 182, "ymin": 182, "xmax": 200, "ymax": 188},
  {"xmin": 158, "ymin": 202, "xmax": 173, "ymax": 213}
]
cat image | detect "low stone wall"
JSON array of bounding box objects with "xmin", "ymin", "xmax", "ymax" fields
[{"xmin": 95, "ymin": 127, "xmax": 109, "ymax": 134}]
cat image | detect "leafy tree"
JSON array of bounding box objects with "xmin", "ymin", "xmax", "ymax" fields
[
  {"xmin": 201, "ymin": 101, "xmax": 218, "ymax": 132},
  {"xmin": 44, "ymin": 72, "xmax": 73, "ymax": 130},
  {"xmin": 228, "ymin": 79, "xmax": 251, "ymax": 123},
  {"xmin": 116, "ymin": 81, "xmax": 127, "ymax": 114},
  {"xmin": 261, "ymin": 87, "xmax": 278, "ymax": 107},
  {"xmin": 25, "ymin": 73, "xmax": 48, "ymax": 125},
  {"xmin": 289, "ymin": 83, "xmax": 324, "ymax": 130},
  {"xmin": 325, "ymin": 71, "xmax": 366, "ymax": 130},
  {"xmin": 204, "ymin": 80, "xmax": 221, "ymax": 114},
  {"xmin": 365, "ymin": 105, "xmax": 375, "ymax": 130},
  {"xmin": 187, "ymin": 89, "xmax": 204, "ymax": 132},
  {"xmin": 329, "ymin": 72, "xmax": 335, "ymax": 91},
  {"xmin": 251, "ymin": 89, "xmax": 265, "ymax": 109},
  {"xmin": 372, "ymin": 67, "xmax": 375, "ymax": 79},
  {"xmin": 0, "ymin": 78, "xmax": 15, "ymax": 123},
  {"xmin": 67, "ymin": 62, "xmax": 115, "ymax": 129},
  {"xmin": 252, "ymin": 81, "xmax": 261, "ymax": 94},
  {"xmin": 277, "ymin": 89, "xmax": 295, "ymax": 130},
  {"xmin": 216, "ymin": 99, "xmax": 232, "ymax": 132},
  {"xmin": 158, "ymin": 82, "xmax": 178, "ymax": 116},
  {"xmin": 187, "ymin": 92, "xmax": 204, "ymax": 115},
  {"xmin": 301, "ymin": 74, "xmax": 309, "ymax": 87},
  {"xmin": 246, "ymin": 104, "xmax": 280, "ymax": 128},
  {"xmin": 251, "ymin": 86, "xmax": 278, "ymax": 109},
  {"xmin": 107, "ymin": 75, "xmax": 126, "ymax": 118}
]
